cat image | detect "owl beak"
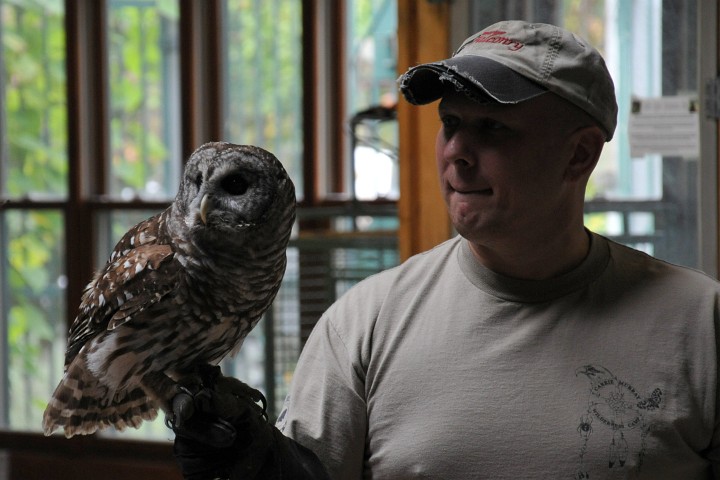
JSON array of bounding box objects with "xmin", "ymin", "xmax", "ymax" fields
[{"xmin": 200, "ymin": 194, "xmax": 210, "ymax": 225}]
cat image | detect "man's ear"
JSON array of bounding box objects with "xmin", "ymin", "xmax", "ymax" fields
[{"xmin": 564, "ymin": 125, "xmax": 606, "ymax": 182}]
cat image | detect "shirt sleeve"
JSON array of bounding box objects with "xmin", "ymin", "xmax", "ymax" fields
[
  {"xmin": 276, "ymin": 309, "xmax": 370, "ymax": 479},
  {"xmin": 708, "ymin": 294, "xmax": 720, "ymax": 479}
]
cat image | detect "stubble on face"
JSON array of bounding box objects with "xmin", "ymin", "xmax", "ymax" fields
[
  {"xmin": 435, "ymin": 92, "xmax": 588, "ymax": 247},
  {"xmin": 435, "ymin": 90, "xmax": 604, "ymax": 279}
]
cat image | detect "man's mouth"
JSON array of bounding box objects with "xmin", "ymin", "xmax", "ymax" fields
[{"xmin": 450, "ymin": 185, "xmax": 493, "ymax": 195}]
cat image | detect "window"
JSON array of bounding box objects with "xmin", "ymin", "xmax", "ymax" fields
[
  {"xmin": 107, "ymin": 0, "xmax": 181, "ymax": 201},
  {"xmin": 346, "ymin": 0, "xmax": 399, "ymax": 201},
  {"xmin": 0, "ymin": 0, "xmax": 400, "ymax": 450}
]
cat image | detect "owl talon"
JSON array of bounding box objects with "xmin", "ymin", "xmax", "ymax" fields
[
  {"xmin": 168, "ymin": 387, "xmax": 196, "ymax": 429},
  {"xmin": 214, "ymin": 374, "xmax": 267, "ymax": 417},
  {"xmin": 168, "ymin": 385, "xmax": 238, "ymax": 448},
  {"xmin": 257, "ymin": 391, "xmax": 268, "ymax": 421}
]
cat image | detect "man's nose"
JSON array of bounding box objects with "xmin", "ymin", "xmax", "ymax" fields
[{"xmin": 442, "ymin": 130, "xmax": 476, "ymax": 168}]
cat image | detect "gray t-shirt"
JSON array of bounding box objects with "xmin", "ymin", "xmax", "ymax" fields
[{"xmin": 278, "ymin": 233, "xmax": 720, "ymax": 479}]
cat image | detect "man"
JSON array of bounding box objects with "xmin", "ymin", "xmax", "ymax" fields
[{"xmin": 172, "ymin": 20, "xmax": 720, "ymax": 479}]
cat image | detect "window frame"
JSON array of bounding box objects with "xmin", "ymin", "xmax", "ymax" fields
[{"xmin": 0, "ymin": 0, "xmax": 401, "ymax": 471}]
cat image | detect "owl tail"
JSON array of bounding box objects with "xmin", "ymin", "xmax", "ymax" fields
[{"xmin": 42, "ymin": 359, "xmax": 158, "ymax": 437}]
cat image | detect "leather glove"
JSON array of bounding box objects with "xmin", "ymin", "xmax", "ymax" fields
[{"xmin": 170, "ymin": 365, "xmax": 275, "ymax": 480}]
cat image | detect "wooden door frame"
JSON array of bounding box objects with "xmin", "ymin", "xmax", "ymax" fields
[{"xmin": 396, "ymin": 0, "xmax": 452, "ymax": 260}]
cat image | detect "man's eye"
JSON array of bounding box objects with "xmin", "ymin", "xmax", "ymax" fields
[
  {"xmin": 440, "ymin": 116, "xmax": 459, "ymax": 129},
  {"xmin": 481, "ymin": 119, "xmax": 505, "ymax": 130}
]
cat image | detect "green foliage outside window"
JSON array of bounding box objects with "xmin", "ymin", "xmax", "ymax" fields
[
  {"xmin": 223, "ymin": 0, "xmax": 303, "ymax": 194},
  {"xmin": 2, "ymin": 0, "xmax": 67, "ymax": 198},
  {"xmin": 4, "ymin": 210, "xmax": 65, "ymax": 431},
  {"xmin": 108, "ymin": 0, "xmax": 180, "ymax": 199},
  {"xmin": 1, "ymin": 0, "xmax": 67, "ymax": 431}
]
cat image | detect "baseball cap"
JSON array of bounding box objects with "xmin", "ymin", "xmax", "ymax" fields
[{"xmin": 398, "ymin": 20, "xmax": 618, "ymax": 141}]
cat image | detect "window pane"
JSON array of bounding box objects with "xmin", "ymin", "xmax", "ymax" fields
[
  {"xmin": 346, "ymin": 0, "xmax": 397, "ymax": 113},
  {"xmin": 269, "ymin": 246, "xmax": 299, "ymax": 416},
  {"xmin": 1, "ymin": 209, "xmax": 65, "ymax": 431},
  {"xmin": 347, "ymin": 0, "xmax": 398, "ymax": 200},
  {"xmin": 94, "ymin": 209, "xmax": 163, "ymax": 266},
  {"xmin": 571, "ymin": 1, "xmax": 699, "ymax": 268},
  {"xmin": 222, "ymin": 0, "xmax": 303, "ymax": 197},
  {"xmin": 107, "ymin": 0, "xmax": 181, "ymax": 200},
  {"xmin": 0, "ymin": 0, "xmax": 67, "ymax": 199},
  {"xmin": 352, "ymin": 111, "xmax": 398, "ymax": 200}
]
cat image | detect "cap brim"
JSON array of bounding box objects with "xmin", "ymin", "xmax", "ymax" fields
[{"xmin": 399, "ymin": 55, "xmax": 547, "ymax": 105}]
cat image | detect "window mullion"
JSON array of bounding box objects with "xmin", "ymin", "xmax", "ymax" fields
[
  {"xmin": 64, "ymin": 0, "xmax": 108, "ymax": 329},
  {"xmin": 179, "ymin": 0, "xmax": 223, "ymax": 160}
]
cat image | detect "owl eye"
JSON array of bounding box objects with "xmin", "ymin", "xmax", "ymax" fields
[
  {"xmin": 221, "ymin": 174, "xmax": 249, "ymax": 195},
  {"xmin": 195, "ymin": 173, "xmax": 203, "ymax": 189}
]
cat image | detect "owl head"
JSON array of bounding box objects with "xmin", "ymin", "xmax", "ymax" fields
[{"xmin": 169, "ymin": 142, "xmax": 296, "ymax": 250}]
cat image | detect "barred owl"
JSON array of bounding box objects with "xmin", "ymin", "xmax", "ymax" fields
[{"xmin": 43, "ymin": 142, "xmax": 296, "ymax": 437}]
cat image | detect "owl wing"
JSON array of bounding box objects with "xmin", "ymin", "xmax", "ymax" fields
[{"xmin": 64, "ymin": 213, "xmax": 179, "ymax": 368}]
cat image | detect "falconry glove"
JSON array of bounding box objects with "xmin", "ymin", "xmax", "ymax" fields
[
  {"xmin": 170, "ymin": 366, "xmax": 328, "ymax": 480},
  {"xmin": 171, "ymin": 366, "xmax": 274, "ymax": 479}
]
